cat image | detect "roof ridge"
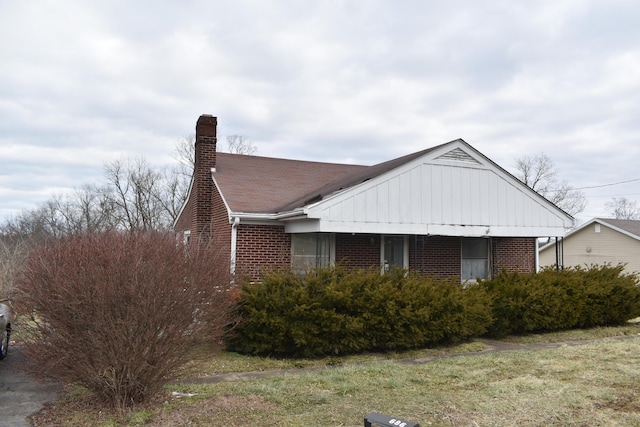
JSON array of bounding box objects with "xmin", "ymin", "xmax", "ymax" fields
[{"xmin": 216, "ymin": 151, "xmax": 367, "ymax": 167}]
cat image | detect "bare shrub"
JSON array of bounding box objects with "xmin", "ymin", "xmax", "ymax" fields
[
  {"xmin": 15, "ymin": 231, "xmax": 234, "ymax": 409},
  {"xmin": 0, "ymin": 239, "xmax": 23, "ymax": 299}
]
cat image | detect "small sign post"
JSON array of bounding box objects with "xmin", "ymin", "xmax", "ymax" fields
[{"xmin": 364, "ymin": 412, "xmax": 420, "ymax": 427}]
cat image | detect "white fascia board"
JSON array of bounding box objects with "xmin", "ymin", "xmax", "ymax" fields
[
  {"xmin": 229, "ymin": 213, "xmax": 280, "ymax": 225},
  {"xmin": 539, "ymin": 218, "xmax": 640, "ymax": 253},
  {"xmin": 227, "ymin": 209, "xmax": 308, "ymax": 226},
  {"xmin": 596, "ymin": 218, "xmax": 640, "ymax": 241},
  {"xmin": 284, "ymin": 219, "xmax": 320, "ymax": 233},
  {"xmin": 285, "ymin": 219, "xmax": 565, "ymax": 237},
  {"xmin": 211, "ymin": 174, "xmax": 233, "ymax": 222}
]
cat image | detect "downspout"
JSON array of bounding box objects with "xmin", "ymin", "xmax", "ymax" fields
[
  {"xmin": 535, "ymin": 238, "xmax": 540, "ymax": 273},
  {"xmin": 230, "ymin": 216, "xmax": 240, "ymax": 275}
]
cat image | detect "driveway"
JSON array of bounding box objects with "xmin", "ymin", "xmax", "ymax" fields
[{"xmin": 0, "ymin": 345, "xmax": 61, "ymax": 427}]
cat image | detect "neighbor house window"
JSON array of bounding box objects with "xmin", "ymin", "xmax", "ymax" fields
[
  {"xmin": 382, "ymin": 235, "xmax": 408, "ymax": 272},
  {"xmin": 291, "ymin": 233, "xmax": 334, "ymax": 273},
  {"xmin": 461, "ymin": 237, "xmax": 491, "ymax": 281}
]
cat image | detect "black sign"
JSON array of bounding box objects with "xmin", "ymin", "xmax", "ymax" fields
[{"xmin": 364, "ymin": 412, "xmax": 420, "ymax": 427}]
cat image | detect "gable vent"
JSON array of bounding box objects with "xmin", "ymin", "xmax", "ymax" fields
[{"xmin": 436, "ymin": 148, "xmax": 481, "ymax": 164}]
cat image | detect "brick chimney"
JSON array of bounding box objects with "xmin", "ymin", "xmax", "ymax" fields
[{"xmin": 192, "ymin": 114, "xmax": 217, "ymax": 238}]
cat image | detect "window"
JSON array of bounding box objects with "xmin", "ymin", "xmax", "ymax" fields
[
  {"xmin": 291, "ymin": 233, "xmax": 333, "ymax": 273},
  {"xmin": 461, "ymin": 237, "xmax": 490, "ymax": 281},
  {"xmin": 382, "ymin": 235, "xmax": 407, "ymax": 272}
]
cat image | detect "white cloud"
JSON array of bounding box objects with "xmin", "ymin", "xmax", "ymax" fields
[{"xmin": 1, "ymin": 0, "xmax": 639, "ymax": 221}]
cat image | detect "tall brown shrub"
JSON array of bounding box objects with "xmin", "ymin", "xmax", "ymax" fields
[{"xmin": 15, "ymin": 231, "xmax": 234, "ymax": 409}]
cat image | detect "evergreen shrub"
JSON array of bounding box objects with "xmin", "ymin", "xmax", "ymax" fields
[
  {"xmin": 227, "ymin": 266, "xmax": 493, "ymax": 357},
  {"xmin": 481, "ymin": 264, "xmax": 640, "ymax": 338}
]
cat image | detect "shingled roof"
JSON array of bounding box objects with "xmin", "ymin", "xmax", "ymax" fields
[
  {"xmin": 595, "ymin": 218, "xmax": 640, "ymax": 238},
  {"xmin": 213, "ymin": 142, "xmax": 449, "ymax": 214},
  {"xmin": 213, "ymin": 153, "xmax": 366, "ymax": 214}
]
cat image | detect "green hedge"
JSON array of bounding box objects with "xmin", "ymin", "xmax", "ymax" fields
[
  {"xmin": 226, "ymin": 264, "xmax": 640, "ymax": 357},
  {"xmin": 226, "ymin": 267, "xmax": 493, "ymax": 357},
  {"xmin": 481, "ymin": 264, "xmax": 640, "ymax": 338}
]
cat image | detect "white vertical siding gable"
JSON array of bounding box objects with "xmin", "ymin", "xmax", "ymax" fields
[{"xmin": 298, "ymin": 140, "xmax": 573, "ymax": 236}]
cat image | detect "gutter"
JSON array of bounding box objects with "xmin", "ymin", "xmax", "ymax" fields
[
  {"xmin": 227, "ymin": 209, "xmax": 307, "ymax": 222},
  {"xmin": 230, "ymin": 216, "xmax": 240, "ymax": 275}
]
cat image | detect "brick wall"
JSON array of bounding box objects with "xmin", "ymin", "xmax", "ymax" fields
[
  {"xmin": 335, "ymin": 234, "xmax": 381, "ymax": 268},
  {"xmin": 492, "ymin": 237, "xmax": 536, "ymax": 275},
  {"xmin": 409, "ymin": 236, "xmax": 461, "ymax": 279},
  {"xmin": 235, "ymin": 232, "xmax": 537, "ymax": 281},
  {"xmin": 235, "ymin": 224, "xmax": 291, "ymax": 280}
]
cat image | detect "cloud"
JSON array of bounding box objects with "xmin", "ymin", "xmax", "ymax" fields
[{"xmin": 1, "ymin": 0, "xmax": 639, "ymax": 223}]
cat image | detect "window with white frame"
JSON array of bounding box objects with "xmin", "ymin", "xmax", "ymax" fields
[
  {"xmin": 291, "ymin": 233, "xmax": 334, "ymax": 273},
  {"xmin": 382, "ymin": 235, "xmax": 408, "ymax": 272},
  {"xmin": 461, "ymin": 237, "xmax": 490, "ymax": 281}
]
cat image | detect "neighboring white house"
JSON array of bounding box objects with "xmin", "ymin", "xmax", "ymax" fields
[{"xmin": 539, "ymin": 218, "xmax": 640, "ymax": 275}]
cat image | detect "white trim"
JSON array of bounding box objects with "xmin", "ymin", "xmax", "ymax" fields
[
  {"xmin": 303, "ymin": 140, "xmax": 574, "ymax": 230},
  {"xmin": 403, "ymin": 235, "xmax": 409, "ymax": 269},
  {"xmin": 540, "ymin": 218, "xmax": 640, "ymax": 253},
  {"xmin": 380, "ymin": 234, "xmax": 409, "ymax": 271},
  {"xmin": 211, "ymin": 175, "xmax": 233, "ymax": 221},
  {"xmin": 460, "ymin": 237, "xmax": 492, "ymax": 281},
  {"xmin": 285, "ymin": 220, "xmax": 566, "ymax": 237},
  {"xmin": 230, "ymin": 217, "xmax": 240, "ymax": 275},
  {"xmin": 173, "ymin": 175, "xmax": 195, "ymax": 229}
]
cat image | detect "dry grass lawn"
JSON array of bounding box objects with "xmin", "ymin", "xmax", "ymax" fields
[{"xmin": 31, "ymin": 326, "xmax": 640, "ymax": 426}]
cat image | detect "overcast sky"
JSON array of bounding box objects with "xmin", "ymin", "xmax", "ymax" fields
[{"xmin": 2, "ymin": 0, "xmax": 639, "ymax": 225}]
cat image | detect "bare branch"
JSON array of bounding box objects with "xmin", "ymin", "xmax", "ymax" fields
[
  {"xmin": 514, "ymin": 153, "xmax": 585, "ymax": 217},
  {"xmin": 605, "ymin": 197, "xmax": 640, "ymax": 220},
  {"xmin": 225, "ymin": 135, "xmax": 256, "ymax": 155}
]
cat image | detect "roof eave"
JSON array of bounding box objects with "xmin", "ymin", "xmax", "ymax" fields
[{"xmin": 228, "ymin": 209, "xmax": 307, "ymax": 223}]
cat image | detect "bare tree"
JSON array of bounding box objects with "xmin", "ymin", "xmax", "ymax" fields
[
  {"xmin": 173, "ymin": 134, "xmax": 196, "ymax": 175},
  {"xmin": 157, "ymin": 165, "xmax": 190, "ymax": 225},
  {"xmin": 605, "ymin": 197, "xmax": 640, "ymax": 220},
  {"xmin": 0, "ymin": 238, "xmax": 29, "ymax": 300},
  {"xmin": 226, "ymin": 135, "xmax": 256, "ymax": 155},
  {"xmin": 103, "ymin": 157, "xmax": 173, "ymax": 230},
  {"xmin": 1, "ymin": 185, "xmax": 117, "ymax": 242},
  {"xmin": 514, "ymin": 153, "xmax": 586, "ymax": 217},
  {"xmin": 1, "ymin": 203, "xmax": 65, "ymax": 241},
  {"xmin": 1, "ymin": 129, "xmax": 256, "ymax": 239},
  {"xmin": 176, "ymin": 133, "xmax": 257, "ymax": 159}
]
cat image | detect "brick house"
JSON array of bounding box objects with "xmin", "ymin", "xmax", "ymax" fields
[{"xmin": 174, "ymin": 114, "xmax": 574, "ymax": 281}]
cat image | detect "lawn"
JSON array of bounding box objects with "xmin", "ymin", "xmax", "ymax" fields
[{"xmin": 31, "ymin": 324, "xmax": 640, "ymax": 426}]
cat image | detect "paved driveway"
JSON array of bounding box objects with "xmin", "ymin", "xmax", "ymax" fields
[{"xmin": 0, "ymin": 345, "xmax": 61, "ymax": 427}]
